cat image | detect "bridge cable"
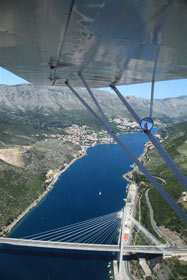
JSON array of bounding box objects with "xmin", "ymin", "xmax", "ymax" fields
[
  {"xmin": 48, "ymin": 217, "xmax": 118, "ymax": 242},
  {"xmin": 23, "ymin": 211, "xmax": 118, "ymax": 240},
  {"xmin": 75, "ymin": 219, "xmax": 118, "ymax": 243},
  {"xmin": 58, "ymin": 217, "xmax": 118, "ymax": 243},
  {"xmin": 23, "ymin": 212, "xmax": 120, "ymax": 244}
]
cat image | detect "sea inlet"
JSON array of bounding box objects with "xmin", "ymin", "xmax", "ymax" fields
[{"xmin": 0, "ymin": 130, "xmax": 158, "ymax": 280}]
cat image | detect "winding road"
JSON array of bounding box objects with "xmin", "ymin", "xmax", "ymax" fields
[{"xmin": 145, "ymin": 188, "xmax": 183, "ymax": 246}]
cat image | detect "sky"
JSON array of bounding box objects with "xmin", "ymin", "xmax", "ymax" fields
[
  {"xmin": 1, "ymin": 66, "xmax": 187, "ymax": 100},
  {"xmin": 0, "ymin": 67, "xmax": 29, "ymax": 86},
  {"xmin": 100, "ymin": 79, "xmax": 187, "ymax": 100}
]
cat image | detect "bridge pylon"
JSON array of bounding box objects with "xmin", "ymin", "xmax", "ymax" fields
[{"xmin": 118, "ymin": 207, "xmax": 126, "ymax": 276}]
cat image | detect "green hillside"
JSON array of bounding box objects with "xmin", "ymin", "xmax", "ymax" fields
[{"xmin": 135, "ymin": 121, "xmax": 187, "ymax": 241}]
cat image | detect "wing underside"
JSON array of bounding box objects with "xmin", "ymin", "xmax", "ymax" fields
[{"xmin": 0, "ymin": 0, "xmax": 187, "ymax": 89}]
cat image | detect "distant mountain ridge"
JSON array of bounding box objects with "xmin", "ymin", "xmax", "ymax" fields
[{"xmin": 0, "ymin": 84, "xmax": 187, "ymax": 121}]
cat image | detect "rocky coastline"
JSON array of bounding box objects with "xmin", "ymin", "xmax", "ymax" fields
[{"xmin": 0, "ymin": 150, "xmax": 87, "ymax": 237}]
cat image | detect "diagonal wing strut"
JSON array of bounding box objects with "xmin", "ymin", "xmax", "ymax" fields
[{"xmin": 65, "ymin": 75, "xmax": 187, "ymax": 223}]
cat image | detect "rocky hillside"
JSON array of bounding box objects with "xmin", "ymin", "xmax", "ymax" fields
[{"xmin": 0, "ymin": 84, "xmax": 187, "ymax": 122}]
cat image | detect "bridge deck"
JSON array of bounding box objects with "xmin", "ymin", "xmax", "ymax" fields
[
  {"xmin": 0, "ymin": 238, "xmax": 187, "ymax": 256},
  {"xmin": 0, "ymin": 238, "xmax": 120, "ymax": 252}
]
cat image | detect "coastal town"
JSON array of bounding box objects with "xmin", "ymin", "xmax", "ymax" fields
[
  {"xmin": 42, "ymin": 124, "xmax": 113, "ymax": 147},
  {"xmin": 39, "ymin": 117, "xmax": 164, "ymax": 161},
  {"xmin": 40, "ymin": 117, "xmax": 164, "ymax": 150}
]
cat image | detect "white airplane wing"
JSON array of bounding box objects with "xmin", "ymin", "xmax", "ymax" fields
[{"xmin": 0, "ymin": 0, "xmax": 187, "ymax": 88}]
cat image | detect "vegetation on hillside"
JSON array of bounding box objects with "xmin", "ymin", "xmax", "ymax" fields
[
  {"xmin": 0, "ymin": 160, "xmax": 46, "ymax": 230},
  {"xmin": 133, "ymin": 122, "xmax": 187, "ymax": 241},
  {"xmin": 0, "ymin": 139, "xmax": 81, "ymax": 232},
  {"xmin": 131, "ymin": 121, "xmax": 187, "ymax": 280},
  {"xmin": 145, "ymin": 122, "xmax": 187, "ymax": 240}
]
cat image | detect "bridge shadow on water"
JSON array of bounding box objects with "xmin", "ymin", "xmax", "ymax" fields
[
  {"xmin": 123, "ymin": 253, "xmax": 163, "ymax": 261},
  {"xmin": 0, "ymin": 244, "xmax": 117, "ymax": 261},
  {"xmin": 1, "ymin": 244, "xmax": 163, "ymax": 262}
]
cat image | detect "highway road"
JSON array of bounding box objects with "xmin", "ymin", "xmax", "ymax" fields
[{"xmin": 145, "ymin": 188, "xmax": 186, "ymax": 247}]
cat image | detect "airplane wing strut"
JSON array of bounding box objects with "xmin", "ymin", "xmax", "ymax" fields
[{"xmin": 65, "ymin": 76, "xmax": 187, "ymax": 223}]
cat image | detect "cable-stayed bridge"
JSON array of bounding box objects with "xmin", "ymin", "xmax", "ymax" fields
[
  {"xmin": 0, "ymin": 211, "xmax": 186, "ymax": 257},
  {"xmin": 1, "ymin": 238, "xmax": 187, "ymax": 256}
]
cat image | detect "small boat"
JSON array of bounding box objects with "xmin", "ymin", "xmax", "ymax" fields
[{"xmin": 99, "ymin": 191, "xmax": 102, "ymax": 195}]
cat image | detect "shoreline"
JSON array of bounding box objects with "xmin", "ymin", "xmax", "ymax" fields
[
  {"xmin": 123, "ymin": 140, "xmax": 150, "ymax": 184},
  {"xmin": 123, "ymin": 129, "xmax": 163, "ymax": 186},
  {"xmin": 0, "ymin": 148, "xmax": 87, "ymax": 237},
  {"xmin": 1, "ymin": 130, "xmax": 150, "ymax": 237}
]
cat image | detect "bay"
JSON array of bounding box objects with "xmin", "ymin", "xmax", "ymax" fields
[{"xmin": 0, "ymin": 130, "xmax": 158, "ymax": 280}]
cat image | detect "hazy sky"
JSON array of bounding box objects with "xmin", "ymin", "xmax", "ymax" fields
[{"xmin": 1, "ymin": 66, "xmax": 187, "ymax": 100}]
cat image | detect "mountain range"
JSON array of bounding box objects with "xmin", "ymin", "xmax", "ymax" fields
[
  {"xmin": 0, "ymin": 84, "xmax": 187, "ymax": 119},
  {"xmin": 0, "ymin": 84, "xmax": 187, "ymax": 145}
]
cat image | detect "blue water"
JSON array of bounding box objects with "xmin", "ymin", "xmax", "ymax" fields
[{"xmin": 0, "ymin": 130, "xmax": 158, "ymax": 280}]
